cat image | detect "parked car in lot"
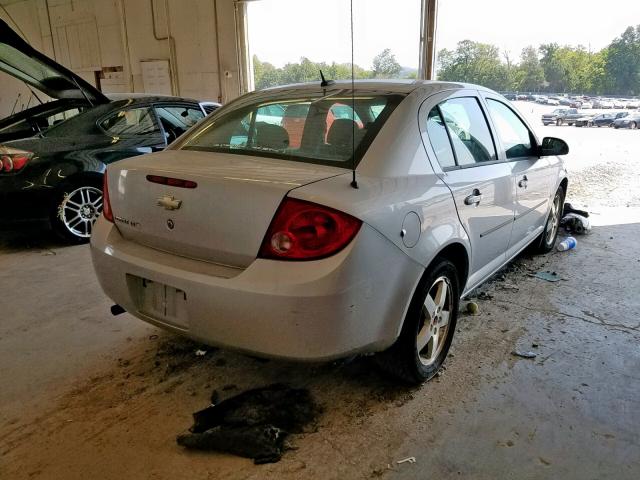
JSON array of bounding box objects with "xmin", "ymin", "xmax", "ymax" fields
[
  {"xmin": 613, "ymin": 112, "xmax": 640, "ymax": 129},
  {"xmin": 581, "ymin": 101, "xmax": 593, "ymax": 109},
  {"xmin": 574, "ymin": 114, "xmax": 595, "ymax": 127},
  {"xmin": 547, "ymin": 98, "xmax": 560, "ymax": 106},
  {"xmin": 627, "ymin": 100, "xmax": 640, "ymax": 109},
  {"xmin": 542, "ymin": 108, "xmax": 582, "ymax": 126},
  {"xmin": 91, "ymin": 80, "xmax": 569, "ymax": 384},
  {"xmin": 589, "ymin": 113, "xmax": 618, "ymax": 127}
]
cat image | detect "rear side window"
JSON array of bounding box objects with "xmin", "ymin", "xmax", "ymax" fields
[
  {"xmin": 181, "ymin": 91, "xmax": 404, "ymax": 167},
  {"xmin": 439, "ymin": 97, "xmax": 497, "ymax": 166},
  {"xmin": 99, "ymin": 107, "xmax": 160, "ymax": 137},
  {"xmin": 425, "ymin": 107, "xmax": 456, "ymax": 168},
  {"xmin": 486, "ymin": 99, "xmax": 536, "ymax": 159}
]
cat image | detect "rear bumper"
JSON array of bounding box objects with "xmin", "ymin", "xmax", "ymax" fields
[{"xmin": 90, "ymin": 218, "xmax": 423, "ymax": 361}]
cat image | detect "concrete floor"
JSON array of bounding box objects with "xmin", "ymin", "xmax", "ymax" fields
[{"xmin": 1, "ymin": 112, "xmax": 640, "ymax": 479}]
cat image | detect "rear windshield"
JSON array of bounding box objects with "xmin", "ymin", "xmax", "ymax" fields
[{"xmin": 180, "ymin": 90, "xmax": 405, "ymax": 167}]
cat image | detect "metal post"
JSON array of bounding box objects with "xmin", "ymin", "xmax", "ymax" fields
[{"xmin": 418, "ymin": 0, "xmax": 438, "ymax": 80}]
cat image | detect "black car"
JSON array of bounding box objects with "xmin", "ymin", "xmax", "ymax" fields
[
  {"xmin": 0, "ymin": 97, "xmax": 208, "ymax": 242},
  {"xmin": 0, "ymin": 20, "xmax": 211, "ymax": 242},
  {"xmin": 590, "ymin": 112, "xmax": 626, "ymax": 127}
]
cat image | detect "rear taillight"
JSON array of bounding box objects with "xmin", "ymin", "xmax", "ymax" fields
[
  {"xmin": 103, "ymin": 172, "xmax": 114, "ymax": 223},
  {"xmin": 258, "ymin": 198, "xmax": 362, "ymax": 261},
  {"xmin": 0, "ymin": 147, "xmax": 32, "ymax": 173}
]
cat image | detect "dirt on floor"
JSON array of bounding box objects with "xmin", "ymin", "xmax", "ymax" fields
[{"xmin": 1, "ymin": 120, "xmax": 639, "ymax": 479}]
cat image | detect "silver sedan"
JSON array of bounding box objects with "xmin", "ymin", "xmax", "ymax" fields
[{"xmin": 91, "ymin": 80, "xmax": 568, "ymax": 384}]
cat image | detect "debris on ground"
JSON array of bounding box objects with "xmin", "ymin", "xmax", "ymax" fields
[
  {"xmin": 561, "ymin": 213, "xmax": 591, "ymax": 234},
  {"xmin": 477, "ymin": 291, "xmax": 494, "ymax": 300},
  {"xmin": 466, "ymin": 302, "xmax": 479, "ymax": 315},
  {"xmin": 194, "ymin": 349, "xmax": 207, "ymax": 357},
  {"xmin": 532, "ymin": 270, "xmax": 562, "ymax": 282},
  {"xmin": 563, "ymin": 202, "xmax": 589, "ymax": 218},
  {"xmin": 511, "ymin": 350, "xmax": 538, "ymax": 359},
  {"xmin": 557, "ymin": 237, "xmax": 577, "ymax": 252},
  {"xmin": 396, "ymin": 457, "xmax": 416, "ymax": 465},
  {"xmin": 176, "ymin": 384, "xmax": 320, "ymax": 464}
]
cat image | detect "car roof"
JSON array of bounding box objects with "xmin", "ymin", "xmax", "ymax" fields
[
  {"xmin": 260, "ymin": 79, "xmax": 493, "ymax": 95},
  {"xmin": 105, "ymin": 93, "xmax": 200, "ymax": 103}
]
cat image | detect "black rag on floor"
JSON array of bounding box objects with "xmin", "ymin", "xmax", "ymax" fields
[{"xmin": 176, "ymin": 383, "xmax": 319, "ymax": 464}]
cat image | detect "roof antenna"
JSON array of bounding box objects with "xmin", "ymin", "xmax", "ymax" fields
[
  {"xmin": 319, "ymin": 70, "xmax": 334, "ymax": 88},
  {"xmin": 349, "ymin": 0, "xmax": 358, "ymax": 189}
]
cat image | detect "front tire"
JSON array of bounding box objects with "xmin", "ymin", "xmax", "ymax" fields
[
  {"xmin": 556, "ymin": 118, "xmax": 563, "ymax": 126},
  {"xmin": 533, "ymin": 186, "xmax": 564, "ymax": 254},
  {"xmin": 51, "ymin": 180, "xmax": 103, "ymax": 244},
  {"xmin": 375, "ymin": 258, "xmax": 459, "ymax": 385}
]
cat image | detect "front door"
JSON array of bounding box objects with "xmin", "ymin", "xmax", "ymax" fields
[
  {"xmin": 424, "ymin": 95, "xmax": 516, "ymax": 289},
  {"xmin": 482, "ymin": 96, "xmax": 554, "ymax": 253}
]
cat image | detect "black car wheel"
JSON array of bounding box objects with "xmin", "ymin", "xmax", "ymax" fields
[
  {"xmin": 375, "ymin": 257, "xmax": 459, "ymax": 385},
  {"xmin": 630, "ymin": 122, "xmax": 637, "ymax": 130},
  {"xmin": 51, "ymin": 179, "xmax": 103, "ymax": 244},
  {"xmin": 556, "ymin": 118, "xmax": 563, "ymax": 126}
]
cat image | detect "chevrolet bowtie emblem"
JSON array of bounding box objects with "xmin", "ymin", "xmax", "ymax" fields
[{"xmin": 157, "ymin": 195, "xmax": 182, "ymax": 211}]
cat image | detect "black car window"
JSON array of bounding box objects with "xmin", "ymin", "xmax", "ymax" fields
[
  {"xmin": 156, "ymin": 106, "xmax": 205, "ymax": 141},
  {"xmin": 425, "ymin": 106, "xmax": 456, "ymax": 169},
  {"xmin": 99, "ymin": 107, "xmax": 160, "ymax": 137},
  {"xmin": 439, "ymin": 97, "xmax": 497, "ymax": 166},
  {"xmin": 486, "ymin": 99, "xmax": 536, "ymax": 159}
]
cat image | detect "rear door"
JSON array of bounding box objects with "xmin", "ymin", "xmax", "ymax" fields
[
  {"xmin": 482, "ymin": 94, "xmax": 554, "ymax": 253},
  {"xmin": 421, "ymin": 92, "xmax": 515, "ymax": 287},
  {"xmin": 97, "ymin": 105, "xmax": 167, "ymax": 161}
]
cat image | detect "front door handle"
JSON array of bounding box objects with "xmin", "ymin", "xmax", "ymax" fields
[
  {"xmin": 518, "ymin": 175, "xmax": 529, "ymax": 189},
  {"xmin": 464, "ymin": 189, "xmax": 483, "ymax": 206}
]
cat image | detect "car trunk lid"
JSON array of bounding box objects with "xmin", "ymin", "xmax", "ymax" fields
[
  {"xmin": 0, "ymin": 20, "xmax": 108, "ymax": 104},
  {"xmin": 106, "ymin": 150, "xmax": 345, "ymax": 267}
]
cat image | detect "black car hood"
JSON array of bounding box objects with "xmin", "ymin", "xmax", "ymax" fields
[{"xmin": 0, "ymin": 20, "xmax": 108, "ymax": 104}]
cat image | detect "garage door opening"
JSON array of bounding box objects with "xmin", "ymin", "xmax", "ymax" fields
[{"xmin": 245, "ymin": 0, "xmax": 423, "ymax": 90}]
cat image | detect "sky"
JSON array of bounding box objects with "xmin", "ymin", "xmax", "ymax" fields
[{"xmin": 247, "ymin": 0, "xmax": 640, "ymax": 70}]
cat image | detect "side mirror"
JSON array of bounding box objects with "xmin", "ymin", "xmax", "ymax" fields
[{"xmin": 539, "ymin": 137, "xmax": 569, "ymax": 157}]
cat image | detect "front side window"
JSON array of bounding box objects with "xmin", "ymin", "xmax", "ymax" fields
[
  {"xmin": 155, "ymin": 106, "xmax": 205, "ymax": 141},
  {"xmin": 425, "ymin": 106, "xmax": 456, "ymax": 169},
  {"xmin": 439, "ymin": 97, "xmax": 497, "ymax": 166},
  {"xmin": 99, "ymin": 107, "xmax": 160, "ymax": 137},
  {"xmin": 181, "ymin": 91, "xmax": 404, "ymax": 167},
  {"xmin": 486, "ymin": 99, "xmax": 536, "ymax": 159}
]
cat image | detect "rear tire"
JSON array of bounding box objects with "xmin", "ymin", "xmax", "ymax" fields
[
  {"xmin": 556, "ymin": 118, "xmax": 563, "ymax": 126},
  {"xmin": 533, "ymin": 186, "xmax": 564, "ymax": 254},
  {"xmin": 631, "ymin": 122, "xmax": 637, "ymax": 130},
  {"xmin": 375, "ymin": 258, "xmax": 459, "ymax": 385},
  {"xmin": 50, "ymin": 179, "xmax": 103, "ymax": 244}
]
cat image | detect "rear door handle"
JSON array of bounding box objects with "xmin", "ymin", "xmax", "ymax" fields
[
  {"xmin": 518, "ymin": 175, "xmax": 529, "ymax": 189},
  {"xmin": 464, "ymin": 189, "xmax": 483, "ymax": 206}
]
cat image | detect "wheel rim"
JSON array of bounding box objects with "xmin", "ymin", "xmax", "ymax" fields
[
  {"xmin": 59, "ymin": 186, "xmax": 103, "ymax": 238},
  {"xmin": 417, "ymin": 276, "xmax": 452, "ymax": 367},
  {"xmin": 546, "ymin": 194, "xmax": 561, "ymax": 244}
]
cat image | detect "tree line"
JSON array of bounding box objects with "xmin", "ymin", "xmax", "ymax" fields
[
  {"xmin": 437, "ymin": 25, "xmax": 640, "ymax": 96},
  {"xmin": 253, "ymin": 49, "xmax": 411, "ymax": 90}
]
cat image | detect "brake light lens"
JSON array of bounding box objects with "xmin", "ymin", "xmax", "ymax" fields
[
  {"xmin": 146, "ymin": 175, "xmax": 197, "ymax": 188},
  {"xmin": 0, "ymin": 147, "xmax": 32, "ymax": 173},
  {"xmin": 103, "ymin": 172, "xmax": 114, "ymax": 222},
  {"xmin": 258, "ymin": 198, "xmax": 362, "ymax": 261}
]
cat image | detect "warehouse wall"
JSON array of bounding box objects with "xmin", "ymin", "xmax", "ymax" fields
[{"xmin": 0, "ymin": 0, "xmax": 245, "ymax": 118}]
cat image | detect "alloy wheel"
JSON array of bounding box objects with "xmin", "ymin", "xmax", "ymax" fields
[
  {"xmin": 416, "ymin": 276, "xmax": 452, "ymax": 367},
  {"xmin": 59, "ymin": 186, "xmax": 103, "ymax": 238},
  {"xmin": 546, "ymin": 193, "xmax": 561, "ymax": 244}
]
